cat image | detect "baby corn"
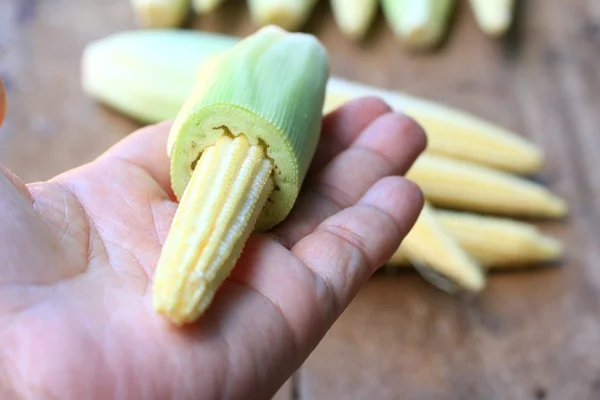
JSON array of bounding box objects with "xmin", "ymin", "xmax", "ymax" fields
[
  {"xmin": 153, "ymin": 26, "xmax": 329, "ymax": 325},
  {"xmin": 247, "ymin": 0, "xmax": 318, "ymax": 31},
  {"xmin": 323, "ymin": 78, "xmax": 543, "ymax": 175},
  {"xmin": 380, "ymin": 0, "xmax": 456, "ymax": 50},
  {"xmin": 469, "ymin": 0, "xmax": 515, "ymax": 37},
  {"xmin": 406, "ymin": 153, "xmax": 567, "ymax": 218},
  {"xmin": 130, "ymin": 0, "xmax": 190, "ymax": 28},
  {"xmin": 401, "ymin": 202, "xmax": 486, "ymax": 292},
  {"xmin": 390, "ymin": 209, "xmax": 563, "ymax": 268},
  {"xmin": 330, "ymin": 0, "xmax": 379, "ymax": 40},
  {"xmin": 192, "ymin": 0, "xmax": 226, "ymax": 13}
]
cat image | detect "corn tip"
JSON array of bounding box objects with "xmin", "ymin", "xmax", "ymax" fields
[
  {"xmin": 250, "ymin": 4, "xmax": 304, "ymax": 31},
  {"xmin": 192, "ymin": 0, "xmax": 223, "ymax": 13},
  {"xmin": 538, "ymin": 236, "xmax": 564, "ymax": 260},
  {"xmin": 465, "ymin": 266, "xmax": 486, "ymax": 292},
  {"xmin": 471, "ymin": 0, "xmax": 514, "ymax": 37},
  {"xmin": 131, "ymin": 0, "xmax": 190, "ymax": 29},
  {"xmin": 451, "ymin": 254, "xmax": 487, "ymax": 292},
  {"xmin": 548, "ymin": 195, "xmax": 569, "ymax": 218}
]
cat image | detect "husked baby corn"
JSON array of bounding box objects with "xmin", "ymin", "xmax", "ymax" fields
[
  {"xmin": 323, "ymin": 79, "xmax": 544, "ymax": 175},
  {"xmin": 380, "ymin": 0, "xmax": 456, "ymax": 50},
  {"xmin": 130, "ymin": 0, "xmax": 190, "ymax": 28},
  {"xmin": 469, "ymin": 0, "xmax": 515, "ymax": 37},
  {"xmin": 390, "ymin": 209, "xmax": 563, "ymax": 268},
  {"xmin": 247, "ymin": 0, "xmax": 318, "ymax": 31},
  {"xmin": 153, "ymin": 26, "xmax": 329, "ymax": 325},
  {"xmin": 406, "ymin": 153, "xmax": 567, "ymax": 218},
  {"xmin": 192, "ymin": 0, "xmax": 226, "ymax": 13},
  {"xmin": 400, "ymin": 202, "xmax": 486, "ymax": 292},
  {"xmin": 330, "ymin": 0, "xmax": 379, "ymax": 40}
]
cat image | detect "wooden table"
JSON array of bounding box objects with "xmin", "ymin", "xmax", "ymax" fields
[{"xmin": 1, "ymin": 0, "xmax": 599, "ymax": 398}]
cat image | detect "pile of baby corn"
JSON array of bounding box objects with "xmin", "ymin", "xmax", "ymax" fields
[
  {"xmin": 130, "ymin": 0, "xmax": 515, "ymax": 49},
  {"xmin": 81, "ymin": 24, "xmax": 566, "ymax": 323}
]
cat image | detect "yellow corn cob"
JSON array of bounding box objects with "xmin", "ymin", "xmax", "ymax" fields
[
  {"xmin": 323, "ymin": 78, "xmax": 543, "ymax": 174},
  {"xmin": 330, "ymin": 0, "xmax": 379, "ymax": 40},
  {"xmin": 153, "ymin": 26, "xmax": 329, "ymax": 325},
  {"xmin": 247, "ymin": 0, "xmax": 318, "ymax": 31},
  {"xmin": 406, "ymin": 153, "xmax": 567, "ymax": 218},
  {"xmin": 400, "ymin": 202, "xmax": 485, "ymax": 292},
  {"xmin": 380, "ymin": 0, "xmax": 456, "ymax": 50},
  {"xmin": 192, "ymin": 0, "xmax": 226, "ymax": 13},
  {"xmin": 130, "ymin": 0, "xmax": 190, "ymax": 28},
  {"xmin": 469, "ymin": 0, "xmax": 515, "ymax": 37},
  {"xmin": 80, "ymin": 29, "xmax": 544, "ymax": 174},
  {"xmin": 390, "ymin": 209, "xmax": 563, "ymax": 267}
]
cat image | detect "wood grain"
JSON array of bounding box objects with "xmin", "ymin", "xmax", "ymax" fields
[{"xmin": 0, "ymin": 0, "xmax": 598, "ymax": 399}]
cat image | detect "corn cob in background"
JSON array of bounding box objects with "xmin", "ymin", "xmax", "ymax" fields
[
  {"xmin": 469, "ymin": 0, "xmax": 515, "ymax": 37},
  {"xmin": 152, "ymin": 26, "xmax": 329, "ymax": 325},
  {"xmin": 322, "ymin": 79, "xmax": 543, "ymax": 175},
  {"xmin": 81, "ymin": 29, "xmax": 544, "ymax": 175},
  {"xmin": 406, "ymin": 153, "xmax": 567, "ymax": 218},
  {"xmin": 390, "ymin": 209, "xmax": 563, "ymax": 268},
  {"xmin": 129, "ymin": 0, "xmax": 517, "ymax": 47},
  {"xmin": 192, "ymin": 0, "xmax": 227, "ymax": 14},
  {"xmin": 400, "ymin": 202, "xmax": 486, "ymax": 292},
  {"xmin": 130, "ymin": 0, "xmax": 191, "ymax": 28},
  {"xmin": 380, "ymin": 0, "xmax": 456, "ymax": 50},
  {"xmin": 330, "ymin": 0, "xmax": 379, "ymax": 41},
  {"xmin": 247, "ymin": 0, "xmax": 319, "ymax": 32}
]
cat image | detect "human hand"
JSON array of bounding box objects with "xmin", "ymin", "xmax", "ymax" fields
[{"xmin": 0, "ymin": 94, "xmax": 425, "ymax": 399}]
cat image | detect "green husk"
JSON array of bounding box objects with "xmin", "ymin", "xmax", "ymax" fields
[
  {"xmin": 81, "ymin": 30, "xmax": 236, "ymax": 123},
  {"xmin": 167, "ymin": 26, "xmax": 329, "ymax": 230}
]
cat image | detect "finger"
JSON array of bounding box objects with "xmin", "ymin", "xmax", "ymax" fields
[
  {"xmin": 272, "ymin": 112, "xmax": 426, "ymax": 247},
  {"xmin": 307, "ymin": 96, "xmax": 392, "ymax": 177},
  {"xmin": 97, "ymin": 120, "xmax": 175, "ymax": 199},
  {"xmin": 93, "ymin": 97, "xmax": 389, "ymax": 202},
  {"xmin": 292, "ymin": 176, "xmax": 424, "ymax": 316},
  {"xmin": 174, "ymin": 179, "xmax": 421, "ymax": 394},
  {"xmin": 198, "ymin": 176, "xmax": 422, "ymax": 391},
  {"xmin": 0, "ymin": 77, "xmax": 6, "ymax": 128}
]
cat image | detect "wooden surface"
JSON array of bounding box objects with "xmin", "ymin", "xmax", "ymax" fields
[{"xmin": 1, "ymin": 0, "xmax": 599, "ymax": 398}]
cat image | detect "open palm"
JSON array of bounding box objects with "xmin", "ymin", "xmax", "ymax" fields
[{"xmin": 0, "ymin": 98, "xmax": 425, "ymax": 400}]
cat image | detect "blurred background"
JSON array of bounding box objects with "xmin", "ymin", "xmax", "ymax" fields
[{"xmin": 1, "ymin": 0, "xmax": 599, "ymax": 399}]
